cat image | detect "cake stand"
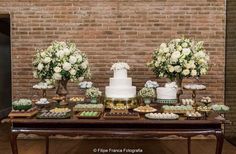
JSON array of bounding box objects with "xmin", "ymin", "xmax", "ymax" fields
[{"xmin": 183, "ymin": 84, "xmax": 206, "ymax": 106}]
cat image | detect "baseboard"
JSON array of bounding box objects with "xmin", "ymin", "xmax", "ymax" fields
[{"xmin": 0, "ymin": 107, "xmax": 11, "ymax": 119}]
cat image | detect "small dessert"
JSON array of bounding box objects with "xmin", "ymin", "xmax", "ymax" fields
[
  {"xmin": 12, "ymin": 99, "xmax": 32, "ymax": 111},
  {"xmin": 50, "ymin": 107, "xmax": 71, "ymax": 113},
  {"xmin": 35, "ymin": 98, "xmax": 50, "ymax": 105},
  {"xmin": 162, "ymin": 105, "xmax": 194, "ymax": 114},
  {"xmin": 201, "ymin": 97, "xmax": 212, "ymax": 104},
  {"xmin": 184, "ymin": 84, "xmax": 206, "ymax": 90},
  {"xmin": 133, "ymin": 106, "xmax": 157, "ymax": 113},
  {"xmin": 52, "ymin": 95, "xmax": 65, "ymax": 101},
  {"xmin": 182, "ymin": 99, "xmax": 194, "ymax": 106},
  {"xmin": 145, "ymin": 113, "xmax": 179, "ymax": 120},
  {"xmin": 211, "ymin": 104, "xmax": 229, "ymax": 112}
]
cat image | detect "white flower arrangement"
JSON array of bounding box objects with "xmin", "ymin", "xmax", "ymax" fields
[
  {"xmin": 111, "ymin": 62, "xmax": 130, "ymax": 70},
  {"xmin": 33, "ymin": 41, "xmax": 91, "ymax": 82},
  {"xmin": 86, "ymin": 87, "xmax": 102, "ymax": 98},
  {"xmin": 145, "ymin": 80, "xmax": 159, "ymax": 88},
  {"xmin": 165, "ymin": 82, "xmax": 178, "ymax": 88},
  {"xmin": 12, "ymin": 99, "xmax": 32, "ymax": 106},
  {"xmin": 148, "ymin": 38, "xmax": 210, "ymax": 80},
  {"xmin": 79, "ymin": 81, "xmax": 93, "ymax": 89},
  {"xmin": 138, "ymin": 87, "xmax": 156, "ymax": 98}
]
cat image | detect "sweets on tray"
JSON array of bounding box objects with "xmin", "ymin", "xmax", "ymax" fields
[
  {"xmin": 52, "ymin": 95, "xmax": 65, "ymax": 101},
  {"xmin": 37, "ymin": 111, "xmax": 70, "ymax": 119},
  {"xmin": 104, "ymin": 112, "xmax": 140, "ymax": 120},
  {"xmin": 211, "ymin": 104, "xmax": 229, "ymax": 112},
  {"xmin": 50, "ymin": 107, "xmax": 71, "ymax": 113},
  {"xmin": 69, "ymin": 97, "xmax": 85, "ymax": 102},
  {"xmin": 162, "ymin": 105, "xmax": 194, "ymax": 114},
  {"xmin": 74, "ymin": 104, "xmax": 104, "ymax": 112},
  {"xmin": 182, "ymin": 99, "xmax": 194, "ymax": 106},
  {"xmin": 35, "ymin": 98, "xmax": 50, "ymax": 105},
  {"xmin": 201, "ymin": 97, "xmax": 212, "ymax": 104},
  {"xmin": 133, "ymin": 106, "xmax": 157, "ymax": 113},
  {"xmin": 145, "ymin": 113, "xmax": 179, "ymax": 120},
  {"xmin": 186, "ymin": 111, "xmax": 202, "ymax": 119},
  {"xmin": 197, "ymin": 106, "xmax": 212, "ymax": 112},
  {"xmin": 184, "ymin": 84, "xmax": 206, "ymax": 90},
  {"xmin": 33, "ymin": 82, "xmax": 54, "ymax": 89},
  {"xmin": 76, "ymin": 111, "xmax": 101, "ymax": 119},
  {"xmin": 11, "ymin": 107, "xmax": 37, "ymax": 113}
]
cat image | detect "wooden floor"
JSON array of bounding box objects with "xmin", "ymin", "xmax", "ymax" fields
[{"xmin": 1, "ymin": 124, "xmax": 236, "ymax": 154}]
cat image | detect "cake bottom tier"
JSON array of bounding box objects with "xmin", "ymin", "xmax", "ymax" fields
[{"xmin": 105, "ymin": 86, "xmax": 136, "ymax": 99}]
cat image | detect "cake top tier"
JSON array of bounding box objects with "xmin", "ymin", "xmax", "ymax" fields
[{"xmin": 111, "ymin": 62, "xmax": 130, "ymax": 71}]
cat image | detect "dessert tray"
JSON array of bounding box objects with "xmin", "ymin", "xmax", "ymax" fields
[
  {"xmin": 69, "ymin": 97, "xmax": 85, "ymax": 103},
  {"xmin": 145, "ymin": 113, "xmax": 179, "ymax": 120},
  {"xmin": 186, "ymin": 111, "xmax": 203, "ymax": 120},
  {"xmin": 103, "ymin": 112, "xmax": 140, "ymax": 120},
  {"xmin": 182, "ymin": 99, "xmax": 194, "ymax": 106},
  {"xmin": 162, "ymin": 105, "xmax": 194, "ymax": 114},
  {"xmin": 76, "ymin": 111, "xmax": 101, "ymax": 119},
  {"xmin": 184, "ymin": 84, "xmax": 206, "ymax": 90},
  {"xmin": 73, "ymin": 104, "xmax": 104, "ymax": 112},
  {"xmin": 9, "ymin": 107, "xmax": 38, "ymax": 118},
  {"xmin": 35, "ymin": 98, "xmax": 50, "ymax": 105},
  {"xmin": 37, "ymin": 111, "xmax": 71, "ymax": 119},
  {"xmin": 133, "ymin": 106, "xmax": 157, "ymax": 113}
]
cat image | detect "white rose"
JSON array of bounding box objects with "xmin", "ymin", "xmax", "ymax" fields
[
  {"xmin": 199, "ymin": 59, "xmax": 206, "ymax": 65},
  {"xmin": 191, "ymin": 70, "xmax": 197, "ymax": 76},
  {"xmin": 53, "ymin": 73, "xmax": 62, "ymax": 80},
  {"xmin": 63, "ymin": 48, "xmax": 70, "ymax": 56},
  {"xmin": 160, "ymin": 43, "xmax": 167, "ymax": 49},
  {"xmin": 37, "ymin": 63, "xmax": 44, "ymax": 71},
  {"xmin": 54, "ymin": 67, "xmax": 62, "ymax": 73},
  {"xmin": 163, "ymin": 47, "xmax": 170, "ymax": 53},
  {"xmin": 81, "ymin": 62, "xmax": 88, "ymax": 69},
  {"xmin": 56, "ymin": 50, "xmax": 64, "ymax": 58},
  {"xmin": 174, "ymin": 65, "xmax": 182, "ymax": 73},
  {"xmin": 168, "ymin": 65, "xmax": 175, "ymax": 73},
  {"xmin": 40, "ymin": 52, "xmax": 46, "ymax": 57},
  {"xmin": 182, "ymin": 69, "xmax": 190, "ymax": 76},
  {"xmin": 182, "ymin": 48, "xmax": 191, "ymax": 56},
  {"xmin": 185, "ymin": 63, "xmax": 191, "ymax": 69},
  {"xmin": 176, "ymin": 45, "xmax": 182, "ymax": 51},
  {"xmin": 70, "ymin": 69, "xmax": 76, "ymax": 76},
  {"xmin": 43, "ymin": 57, "xmax": 51, "ymax": 64},
  {"xmin": 198, "ymin": 51, "xmax": 206, "ymax": 57},
  {"xmin": 171, "ymin": 51, "xmax": 181, "ymax": 59},
  {"xmin": 155, "ymin": 61, "xmax": 160, "ymax": 67},
  {"xmin": 200, "ymin": 68, "xmax": 207, "ymax": 75},
  {"xmin": 181, "ymin": 42, "xmax": 188, "ymax": 48},
  {"xmin": 77, "ymin": 54, "xmax": 83, "ymax": 63},
  {"xmin": 69, "ymin": 56, "xmax": 77, "ymax": 64},
  {"xmin": 63, "ymin": 62, "xmax": 72, "ymax": 71}
]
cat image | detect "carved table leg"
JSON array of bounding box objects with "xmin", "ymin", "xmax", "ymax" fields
[
  {"xmin": 45, "ymin": 136, "xmax": 49, "ymax": 154},
  {"xmin": 187, "ymin": 137, "xmax": 191, "ymax": 154},
  {"xmin": 215, "ymin": 131, "xmax": 224, "ymax": 154},
  {"xmin": 10, "ymin": 131, "xmax": 18, "ymax": 154}
]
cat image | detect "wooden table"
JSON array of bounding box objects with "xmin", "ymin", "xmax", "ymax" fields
[{"xmin": 5, "ymin": 115, "xmax": 224, "ymax": 154}]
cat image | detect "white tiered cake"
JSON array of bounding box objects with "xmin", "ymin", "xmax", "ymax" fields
[{"xmin": 105, "ymin": 63, "xmax": 136, "ymax": 99}]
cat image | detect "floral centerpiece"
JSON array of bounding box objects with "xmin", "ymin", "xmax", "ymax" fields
[
  {"xmin": 148, "ymin": 38, "xmax": 210, "ymax": 102},
  {"xmin": 138, "ymin": 87, "xmax": 156, "ymax": 105},
  {"xmin": 33, "ymin": 41, "xmax": 91, "ymax": 97},
  {"xmin": 79, "ymin": 81, "xmax": 93, "ymax": 89},
  {"xmin": 86, "ymin": 87, "xmax": 102, "ymax": 103},
  {"xmin": 145, "ymin": 80, "xmax": 159, "ymax": 88}
]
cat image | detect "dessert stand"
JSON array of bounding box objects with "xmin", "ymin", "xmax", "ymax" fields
[{"xmin": 183, "ymin": 84, "xmax": 206, "ymax": 106}]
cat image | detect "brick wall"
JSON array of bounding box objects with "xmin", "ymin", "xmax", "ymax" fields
[
  {"xmin": 225, "ymin": 0, "xmax": 236, "ymax": 139},
  {"xmin": 0, "ymin": 0, "xmax": 225, "ymax": 103}
]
